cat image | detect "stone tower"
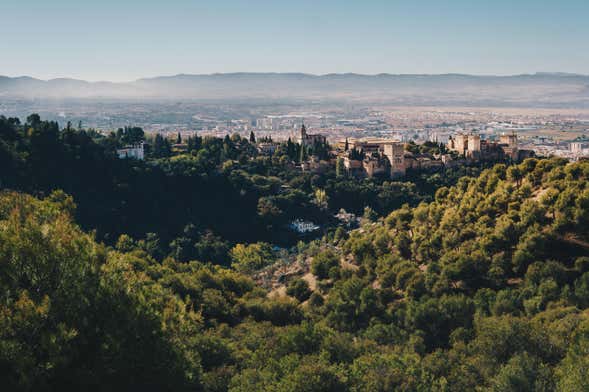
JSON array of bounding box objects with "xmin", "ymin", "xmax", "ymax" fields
[
  {"xmin": 383, "ymin": 142, "xmax": 406, "ymax": 178},
  {"xmin": 299, "ymin": 123, "xmax": 307, "ymax": 145}
]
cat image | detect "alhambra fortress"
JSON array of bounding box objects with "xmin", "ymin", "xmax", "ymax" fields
[
  {"xmin": 294, "ymin": 125, "xmax": 533, "ymax": 179},
  {"xmin": 116, "ymin": 124, "xmax": 535, "ymax": 180}
]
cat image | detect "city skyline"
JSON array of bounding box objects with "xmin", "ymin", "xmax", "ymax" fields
[{"xmin": 1, "ymin": 0, "xmax": 588, "ymax": 82}]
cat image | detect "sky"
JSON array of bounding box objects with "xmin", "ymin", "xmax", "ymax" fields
[{"xmin": 1, "ymin": 0, "xmax": 588, "ymax": 82}]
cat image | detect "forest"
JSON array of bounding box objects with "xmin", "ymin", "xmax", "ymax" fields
[
  {"xmin": 2, "ymin": 114, "xmax": 589, "ymax": 391},
  {"xmin": 0, "ymin": 114, "xmax": 481, "ymax": 260}
]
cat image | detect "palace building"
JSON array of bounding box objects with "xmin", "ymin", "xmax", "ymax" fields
[
  {"xmin": 298, "ymin": 124, "xmax": 326, "ymax": 146},
  {"xmin": 339, "ymin": 138, "xmax": 406, "ymax": 179},
  {"xmin": 447, "ymin": 131, "xmax": 532, "ymax": 162}
]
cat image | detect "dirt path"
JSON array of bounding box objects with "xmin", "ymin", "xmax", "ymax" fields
[
  {"xmin": 559, "ymin": 233, "xmax": 589, "ymax": 250},
  {"xmin": 302, "ymin": 272, "xmax": 318, "ymax": 291}
]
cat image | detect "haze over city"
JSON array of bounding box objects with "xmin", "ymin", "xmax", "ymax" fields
[
  {"xmin": 2, "ymin": 0, "xmax": 588, "ymax": 159},
  {"xmin": 2, "ymin": 0, "xmax": 588, "ymax": 81}
]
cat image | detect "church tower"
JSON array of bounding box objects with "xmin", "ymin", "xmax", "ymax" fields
[{"xmin": 299, "ymin": 123, "xmax": 307, "ymax": 145}]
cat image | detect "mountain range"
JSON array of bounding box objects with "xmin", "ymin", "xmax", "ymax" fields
[{"xmin": 1, "ymin": 72, "xmax": 588, "ymax": 107}]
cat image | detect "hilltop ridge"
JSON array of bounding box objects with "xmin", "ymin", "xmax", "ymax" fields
[{"xmin": 1, "ymin": 72, "xmax": 588, "ymax": 107}]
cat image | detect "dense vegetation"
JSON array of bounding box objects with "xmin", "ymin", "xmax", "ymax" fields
[
  {"xmin": 0, "ymin": 115, "xmax": 480, "ymax": 258},
  {"xmin": 3, "ymin": 114, "xmax": 589, "ymax": 391}
]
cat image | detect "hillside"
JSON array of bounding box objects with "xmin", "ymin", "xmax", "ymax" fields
[
  {"xmin": 2, "ymin": 157, "xmax": 589, "ymax": 391},
  {"xmin": 0, "ymin": 114, "xmax": 482, "ymax": 252}
]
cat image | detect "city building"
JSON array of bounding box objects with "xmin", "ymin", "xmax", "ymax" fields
[
  {"xmin": 404, "ymin": 153, "xmax": 444, "ymax": 171},
  {"xmin": 499, "ymin": 132, "xmax": 519, "ymax": 161},
  {"xmin": 289, "ymin": 219, "xmax": 320, "ymax": 234},
  {"xmin": 257, "ymin": 142, "xmax": 278, "ymax": 155},
  {"xmin": 338, "ymin": 138, "xmax": 406, "ymax": 178},
  {"xmin": 343, "ymin": 157, "xmax": 365, "ymax": 177},
  {"xmin": 571, "ymin": 142, "xmax": 584, "ymax": 154},
  {"xmin": 448, "ymin": 131, "xmax": 532, "ymax": 162},
  {"xmin": 383, "ymin": 142, "xmax": 406, "ymax": 177},
  {"xmin": 298, "ymin": 124, "xmax": 326, "ymax": 146},
  {"xmin": 363, "ymin": 155, "xmax": 389, "ymax": 177},
  {"xmin": 447, "ymin": 133, "xmax": 480, "ymax": 158},
  {"xmin": 448, "ymin": 133, "xmax": 469, "ymax": 155},
  {"xmin": 500, "ymin": 133, "xmax": 518, "ymax": 148},
  {"xmin": 117, "ymin": 142, "xmax": 144, "ymax": 160},
  {"xmin": 467, "ymin": 134, "xmax": 481, "ymax": 156}
]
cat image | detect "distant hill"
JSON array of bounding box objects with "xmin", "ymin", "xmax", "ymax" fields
[{"xmin": 1, "ymin": 72, "xmax": 589, "ymax": 107}]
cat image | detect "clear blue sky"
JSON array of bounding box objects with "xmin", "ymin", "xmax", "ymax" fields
[{"xmin": 1, "ymin": 0, "xmax": 588, "ymax": 81}]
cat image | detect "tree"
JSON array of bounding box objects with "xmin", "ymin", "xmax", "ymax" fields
[
  {"xmin": 0, "ymin": 192, "xmax": 203, "ymax": 391},
  {"xmin": 311, "ymin": 250, "xmax": 339, "ymax": 279},
  {"xmin": 230, "ymin": 242, "xmax": 276, "ymax": 273},
  {"xmin": 119, "ymin": 126, "xmax": 145, "ymax": 145},
  {"xmin": 507, "ymin": 165, "xmax": 523, "ymax": 187},
  {"xmin": 314, "ymin": 188, "xmax": 329, "ymax": 210},
  {"xmin": 300, "ymin": 145, "xmax": 308, "ymax": 162},
  {"xmin": 193, "ymin": 231, "xmax": 231, "ymax": 265},
  {"xmin": 363, "ymin": 206, "xmax": 378, "ymax": 222},
  {"xmin": 488, "ymin": 353, "xmax": 553, "ymax": 392},
  {"xmin": 349, "ymin": 147, "xmax": 365, "ymax": 161},
  {"xmin": 26, "ymin": 113, "xmax": 41, "ymax": 128},
  {"xmin": 187, "ymin": 135, "xmax": 202, "ymax": 152},
  {"xmin": 257, "ymin": 197, "xmax": 283, "ymax": 224},
  {"xmin": 556, "ymin": 322, "xmax": 589, "ymax": 391},
  {"xmin": 286, "ymin": 279, "xmax": 312, "ymax": 302},
  {"xmin": 152, "ymin": 133, "xmax": 172, "ymax": 157},
  {"xmin": 249, "ymin": 131, "xmax": 256, "ymax": 144},
  {"xmin": 336, "ymin": 158, "xmax": 345, "ymax": 178},
  {"xmin": 286, "ymin": 138, "xmax": 295, "ymax": 160},
  {"xmin": 276, "ymin": 361, "xmax": 345, "ymax": 392},
  {"xmin": 116, "ymin": 234, "xmax": 136, "ymax": 252}
]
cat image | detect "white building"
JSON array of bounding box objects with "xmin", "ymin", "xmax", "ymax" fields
[
  {"xmin": 571, "ymin": 142, "xmax": 584, "ymax": 154},
  {"xmin": 257, "ymin": 142, "xmax": 278, "ymax": 155},
  {"xmin": 289, "ymin": 219, "xmax": 319, "ymax": 234},
  {"xmin": 117, "ymin": 142, "xmax": 145, "ymax": 160}
]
